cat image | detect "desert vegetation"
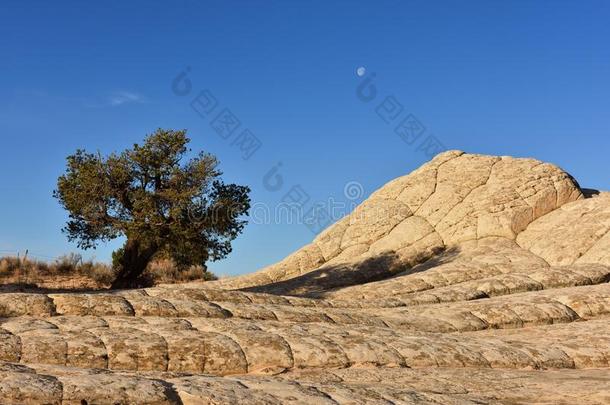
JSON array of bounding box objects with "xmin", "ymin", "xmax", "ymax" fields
[
  {"xmin": 2, "ymin": 129, "xmax": 241, "ymax": 291},
  {"xmin": 54, "ymin": 128, "xmax": 250, "ymax": 288},
  {"xmin": 0, "ymin": 253, "xmax": 113, "ymax": 290},
  {"xmin": 0, "ymin": 253, "xmax": 217, "ymax": 291}
]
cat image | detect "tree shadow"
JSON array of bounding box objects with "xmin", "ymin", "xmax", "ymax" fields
[
  {"xmin": 242, "ymin": 245, "xmax": 462, "ymax": 298},
  {"xmin": 393, "ymin": 245, "xmax": 462, "ymax": 277},
  {"xmin": 582, "ymin": 188, "xmax": 601, "ymax": 198}
]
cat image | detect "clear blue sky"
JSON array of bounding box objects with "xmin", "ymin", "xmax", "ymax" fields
[{"xmin": 1, "ymin": 1, "xmax": 608, "ymax": 276}]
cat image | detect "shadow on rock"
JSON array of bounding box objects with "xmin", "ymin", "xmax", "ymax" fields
[{"xmin": 243, "ymin": 245, "xmax": 461, "ymax": 297}]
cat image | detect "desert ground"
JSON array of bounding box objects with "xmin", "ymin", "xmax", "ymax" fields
[{"xmin": 1, "ymin": 150, "xmax": 609, "ymax": 404}]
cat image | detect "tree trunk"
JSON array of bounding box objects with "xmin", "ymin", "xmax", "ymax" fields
[{"xmin": 110, "ymin": 239, "xmax": 157, "ymax": 289}]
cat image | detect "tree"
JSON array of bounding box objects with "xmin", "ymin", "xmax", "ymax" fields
[{"xmin": 54, "ymin": 129, "xmax": 251, "ymax": 288}]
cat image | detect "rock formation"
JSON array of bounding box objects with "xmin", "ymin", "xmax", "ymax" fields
[{"xmin": 1, "ymin": 151, "xmax": 609, "ymax": 404}]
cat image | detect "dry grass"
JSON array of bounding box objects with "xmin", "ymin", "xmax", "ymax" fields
[
  {"xmin": 0, "ymin": 254, "xmax": 115, "ymax": 287},
  {"xmin": 0, "ymin": 254, "xmax": 217, "ymax": 290},
  {"xmin": 144, "ymin": 259, "xmax": 218, "ymax": 284}
]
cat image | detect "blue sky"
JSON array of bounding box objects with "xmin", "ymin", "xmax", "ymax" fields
[{"xmin": 1, "ymin": 1, "xmax": 609, "ymax": 276}]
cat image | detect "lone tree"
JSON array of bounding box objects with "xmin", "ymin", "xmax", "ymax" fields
[{"xmin": 54, "ymin": 129, "xmax": 250, "ymax": 288}]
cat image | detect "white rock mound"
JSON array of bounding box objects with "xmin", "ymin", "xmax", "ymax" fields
[{"xmin": 213, "ymin": 150, "xmax": 606, "ymax": 296}]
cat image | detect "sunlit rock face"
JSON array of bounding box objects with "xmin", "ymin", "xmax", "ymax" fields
[
  {"xmin": 214, "ymin": 150, "xmax": 592, "ymax": 295},
  {"xmin": 1, "ymin": 151, "xmax": 609, "ymax": 404}
]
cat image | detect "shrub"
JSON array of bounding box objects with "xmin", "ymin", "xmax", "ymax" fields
[
  {"xmin": 0, "ymin": 257, "xmax": 20, "ymax": 276},
  {"xmin": 144, "ymin": 258, "xmax": 218, "ymax": 284},
  {"xmin": 79, "ymin": 261, "xmax": 116, "ymax": 285},
  {"xmin": 54, "ymin": 253, "xmax": 83, "ymax": 274}
]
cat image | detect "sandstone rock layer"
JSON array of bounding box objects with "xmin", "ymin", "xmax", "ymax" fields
[{"xmin": 1, "ymin": 151, "xmax": 609, "ymax": 404}]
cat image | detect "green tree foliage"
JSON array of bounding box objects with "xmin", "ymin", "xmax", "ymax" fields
[{"xmin": 54, "ymin": 129, "xmax": 250, "ymax": 288}]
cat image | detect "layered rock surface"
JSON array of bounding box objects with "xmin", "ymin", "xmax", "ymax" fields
[{"xmin": 1, "ymin": 151, "xmax": 609, "ymax": 404}]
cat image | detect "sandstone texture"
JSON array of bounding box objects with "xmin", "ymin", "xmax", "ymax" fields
[{"xmin": 1, "ymin": 151, "xmax": 609, "ymax": 404}]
